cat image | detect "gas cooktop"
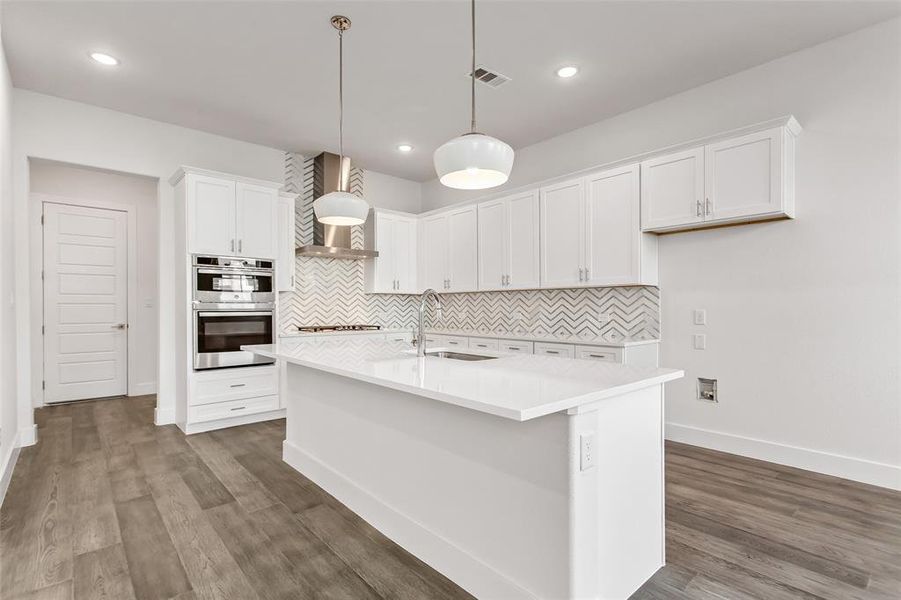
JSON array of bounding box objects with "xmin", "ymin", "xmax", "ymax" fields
[{"xmin": 296, "ymin": 324, "xmax": 381, "ymax": 333}]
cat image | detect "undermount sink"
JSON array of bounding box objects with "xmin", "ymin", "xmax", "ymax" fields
[{"xmin": 425, "ymin": 350, "xmax": 497, "ymax": 361}]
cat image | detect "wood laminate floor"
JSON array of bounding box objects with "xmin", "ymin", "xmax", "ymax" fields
[{"xmin": 1, "ymin": 395, "xmax": 899, "ymax": 600}]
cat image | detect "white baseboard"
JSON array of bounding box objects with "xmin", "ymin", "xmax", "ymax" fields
[
  {"xmin": 130, "ymin": 381, "xmax": 157, "ymax": 397},
  {"xmin": 181, "ymin": 409, "xmax": 285, "ymax": 435},
  {"xmin": 154, "ymin": 407, "xmax": 176, "ymax": 426},
  {"xmin": 283, "ymin": 440, "xmax": 538, "ymax": 600},
  {"xmin": 18, "ymin": 424, "xmax": 37, "ymax": 447},
  {"xmin": 0, "ymin": 433, "xmax": 22, "ymax": 508},
  {"xmin": 665, "ymin": 422, "xmax": 901, "ymax": 491}
]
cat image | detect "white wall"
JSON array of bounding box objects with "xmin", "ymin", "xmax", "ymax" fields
[
  {"xmin": 364, "ymin": 169, "xmax": 422, "ymax": 213},
  {"xmin": 421, "ymin": 19, "xmax": 901, "ymax": 488},
  {"xmin": 0, "ymin": 21, "xmax": 20, "ymax": 502},
  {"xmin": 28, "ymin": 160, "xmax": 159, "ymax": 400},
  {"xmin": 12, "ymin": 89, "xmax": 284, "ymax": 432}
]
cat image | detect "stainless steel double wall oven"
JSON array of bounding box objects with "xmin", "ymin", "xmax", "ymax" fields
[{"xmin": 192, "ymin": 256, "xmax": 276, "ymax": 370}]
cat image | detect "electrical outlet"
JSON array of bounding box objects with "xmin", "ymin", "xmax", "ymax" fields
[
  {"xmin": 693, "ymin": 334, "xmax": 706, "ymax": 350},
  {"xmin": 693, "ymin": 309, "xmax": 707, "ymax": 325},
  {"xmin": 580, "ymin": 433, "xmax": 596, "ymax": 471},
  {"xmin": 597, "ymin": 312, "xmax": 611, "ymax": 325},
  {"xmin": 698, "ymin": 378, "xmax": 718, "ymax": 402}
]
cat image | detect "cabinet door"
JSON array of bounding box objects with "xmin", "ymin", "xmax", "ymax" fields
[
  {"xmin": 585, "ymin": 164, "xmax": 640, "ymax": 285},
  {"xmin": 236, "ymin": 182, "xmax": 278, "ymax": 259},
  {"xmin": 420, "ymin": 214, "xmax": 448, "ymax": 292},
  {"xmin": 187, "ymin": 174, "xmax": 236, "ymax": 255},
  {"xmin": 640, "ymin": 147, "xmax": 704, "ymax": 231},
  {"xmin": 540, "ymin": 178, "xmax": 584, "ymax": 288},
  {"xmin": 276, "ymin": 195, "xmax": 296, "ymax": 291},
  {"xmin": 507, "ymin": 190, "xmax": 540, "ymax": 289},
  {"xmin": 705, "ymin": 127, "xmax": 782, "ymax": 221},
  {"xmin": 447, "ymin": 206, "xmax": 478, "ymax": 292},
  {"xmin": 394, "ymin": 217, "xmax": 418, "ymax": 293},
  {"xmin": 373, "ymin": 214, "xmax": 397, "ymax": 292},
  {"xmin": 477, "ymin": 199, "xmax": 507, "ymax": 291}
]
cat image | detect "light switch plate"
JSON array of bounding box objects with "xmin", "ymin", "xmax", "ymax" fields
[
  {"xmin": 693, "ymin": 334, "xmax": 707, "ymax": 350},
  {"xmin": 580, "ymin": 433, "xmax": 596, "ymax": 471},
  {"xmin": 693, "ymin": 309, "xmax": 707, "ymax": 325}
]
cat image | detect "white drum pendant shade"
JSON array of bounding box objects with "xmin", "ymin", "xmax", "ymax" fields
[
  {"xmin": 433, "ymin": 133, "xmax": 515, "ymax": 190},
  {"xmin": 314, "ymin": 191, "xmax": 369, "ymax": 226}
]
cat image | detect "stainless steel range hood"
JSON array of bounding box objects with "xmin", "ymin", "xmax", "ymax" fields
[{"xmin": 296, "ymin": 152, "xmax": 378, "ymax": 259}]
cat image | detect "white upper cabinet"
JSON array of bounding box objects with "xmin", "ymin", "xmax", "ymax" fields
[
  {"xmin": 276, "ymin": 193, "xmax": 297, "ymax": 292},
  {"xmin": 182, "ymin": 170, "xmax": 281, "ymax": 259},
  {"xmin": 419, "ymin": 213, "xmax": 448, "ymax": 292},
  {"xmin": 640, "ymin": 147, "xmax": 705, "ymax": 232},
  {"xmin": 585, "ymin": 164, "xmax": 656, "ymax": 286},
  {"xmin": 188, "ymin": 174, "xmax": 237, "ymax": 256},
  {"xmin": 477, "ymin": 191, "xmax": 539, "ymax": 291},
  {"xmin": 705, "ymin": 127, "xmax": 789, "ymax": 222},
  {"xmin": 540, "ymin": 178, "xmax": 584, "ymax": 288},
  {"xmin": 642, "ymin": 117, "xmax": 800, "ymax": 233},
  {"xmin": 236, "ymin": 182, "xmax": 279, "ymax": 259},
  {"xmin": 365, "ymin": 210, "xmax": 418, "ymax": 294},
  {"xmin": 447, "ymin": 206, "xmax": 478, "ymax": 292}
]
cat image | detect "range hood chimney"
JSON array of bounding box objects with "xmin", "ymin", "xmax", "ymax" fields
[{"xmin": 295, "ymin": 152, "xmax": 378, "ymax": 259}]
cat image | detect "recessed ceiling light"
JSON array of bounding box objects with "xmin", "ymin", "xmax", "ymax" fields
[
  {"xmin": 90, "ymin": 52, "xmax": 119, "ymax": 66},
  {"xmin": 397, "ymin": 144, "xmax": 414, "ymax": 153},
  {"xmin": 556, "ymin": 66, "xmax": 578, "ymax": 78}
]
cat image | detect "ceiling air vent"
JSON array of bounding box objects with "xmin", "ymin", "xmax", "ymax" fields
[{"xmin": 467, "ymin": 66, "xmax": 511, "ymax": 88}]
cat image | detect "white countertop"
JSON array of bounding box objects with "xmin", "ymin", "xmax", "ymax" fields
[
  {"xmin": 278, "ymin": 328, "xmax": 659, "ymax": 348},
  {"xmin": 245, "ymin": 338, "xmax": 682, "ymax": 421}
]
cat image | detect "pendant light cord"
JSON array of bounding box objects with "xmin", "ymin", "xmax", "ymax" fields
[
  {"xmin": 338, "ymin": 26, "xmax": 344, "ymax": 161},
  {"xmin": 470, "ymin": 0, "xmax": 476, "ymax": 133}
]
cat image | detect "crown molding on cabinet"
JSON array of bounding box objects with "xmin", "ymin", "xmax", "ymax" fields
[{"xmin": 169, "ymin": 165, "xmax": 284, "ymax": 189}]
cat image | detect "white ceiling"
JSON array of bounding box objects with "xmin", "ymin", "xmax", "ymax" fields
[{"xmin": 3, "ymin": 1, "xmax": 899, "ymax": 181}]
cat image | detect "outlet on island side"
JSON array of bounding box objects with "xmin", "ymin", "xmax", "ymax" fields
[
  {"xmin": 580, "ymin": 433, "xmax": 596, "ymax": 471},
  {"xmin": 698, "ymin": 378, "xmax": 718, "ymax": 403}
]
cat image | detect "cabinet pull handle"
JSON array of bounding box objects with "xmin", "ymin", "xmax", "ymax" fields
[
  {"xmin": 578, "ymin": 268, "xmax": 584, "ymax": 282},
  {"xmin": 231, "ymin": 239, "xmax": 235, "ymax": 252},
  {"xmin": 238, "ymin": 239, "xmax": 243, "ymax": 253},
  {"xmin": 546, "ymin": 350, "xmax": 560, "ymax": 355},
  {"xmin": 705, "ymin": 198, "xmax": 711, "ymax": 216},
  {"xmin": 696, "ymin": 200, "xmax": 702, "ymax": 217},
  {"xmin": 508, "ymin": 347, "xmax": 519, "ymax": 351},
  {"xmin": 584, "ymin": 268, "xmax": 589, "ymax": 281},
  {"xmin": 230, "ymin": 406, "xmax": 246, "ymax": 411},
  {"xmin": 230, "ymin": 383, "xmax": 246, "ymax": 388},
  {"xmin": 588, "ymin": 354, "xmax": 606, "ymax": 358}
]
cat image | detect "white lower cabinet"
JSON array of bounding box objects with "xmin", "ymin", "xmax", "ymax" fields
[
  {"xmin": 497, "ymin": 339, "xmax": 534, "ymax": 354},
  {"xmin": 468, "ymin": 337, "xmax": 499, "ymax": 351},
  {"xmin": 188, "ymin": 395, "xmax": 280, "ymax": 424},
  {"xmin": 534, "ymin": 342, "xmax": 576, "ymax": 358},
  {"xmin": 386, "ymin": 331, "xmax": 414, "ymax": 343},
  {"xmin": 575, "ymin": 345, "xmax": 622, "ymax": 362},
  {"xmin": 424, "ymin": 334, "xmax": 468, "ymax": 348},
  {"xmin": 186, "ymin": 364, "xmax": 282, "ymax": 432}
]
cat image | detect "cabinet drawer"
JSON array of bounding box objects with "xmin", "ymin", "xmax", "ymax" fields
[
  {"xmin": 386, "ymin": 332, "xmax": 414, "ymax": 343},
  {"xmin": 534, "ymin": 342, "xmax": 575, "ymax": 358},
  {"xmin": 190, "ymin": 366, "xmax": 278, "ymax": 407},
  {"xmin": 188, "ymin": 395, "xmax": 280, "ymax": 424},
  {"xmin": 498, "ymin": 339, "xmax": 534, "ymax": 354},
  {"xmin": 468, "ymin": 338, "xmax": 499, "ymax": 351},
  {"xmin": 425, "ymin": 334, "xmax": 468, "ymax": 348},
  {"xmin": 575, "ymin": 345, "xmax": 623, "ymax": 363}
]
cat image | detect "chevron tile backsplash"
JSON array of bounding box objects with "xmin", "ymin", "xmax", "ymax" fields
[{"xmin": 278, "ymin": 152, "xmax": 660, "ymax": 342}]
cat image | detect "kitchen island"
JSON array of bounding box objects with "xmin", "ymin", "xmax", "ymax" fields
[{"xmin": 245, "ymin": 338, "xmax": 683, "ymax": 600}]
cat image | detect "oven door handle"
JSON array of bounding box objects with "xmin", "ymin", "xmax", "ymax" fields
[
  {"xmin": 197, "ymin": 311, "xmax": 273, "ymax": 318},
  {"xmin": 196, "ymin": 268, "xmax": 273, "ymax": 277}
]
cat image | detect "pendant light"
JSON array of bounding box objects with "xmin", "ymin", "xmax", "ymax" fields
[
  {"xmin": 313, "ymin": 15, "xmax": 370, "ymax": 226},
  {"xmin": 433, "ymin": 0, "xmax": 514, "ymax": 190}
]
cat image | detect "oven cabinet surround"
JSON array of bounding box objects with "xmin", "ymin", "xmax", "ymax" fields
[
  {"xmin": 276, "ymin": 192, "xmax": 298, "ymax": 292},
  {"xmin": 170, "ymin": 166, "xmax": 281, "ymax": 260},
  {"xmin": 641, "ymin": 117, "xmax": 800, "ymax": 233},
  {"xmin": 171, "ymin": 166, "xmax": 285, "ymax": 434},
  {"xmin": 248, "ymin": 340, "xmax": 682, "ymax": 600},
  {"xmin": 540, "ymin": 163, "xmax": 658, "ymax": 288},
  {"xmin": 363, "ymin": 209, "xmax": 418, "ymax": 294}
]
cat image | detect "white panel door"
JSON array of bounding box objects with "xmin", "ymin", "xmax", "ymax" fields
[
  {"xmin": 447, "ymin": 206, "xmax": 478, "ymax": 292},
  {"xmin": 507, "ymin": 190, "xmax": 540, "ymax": 289},
  {"xmin": 394, "ymin": 216, "xmax": 417, "ymax": 293},
  {"xmin": 236, "ymin": 182, "xmax": 278, "ymax": 259},
  {"xmin": 705, "ymin": 127, "xmax": 782, "ymax": 221},
  {"xmin": 540, "ymin": 178, "xmax": 584, "ymax": 288},
  {"xmin": 374, "ymin": 214, "xmax": 397, "ymax": 292},
  {"xmin": 477, "ymin": 199, "xmax": 507, "ymax": 291},
  {"xmin": 640, "ymin": 147, "xmax": 705, "ymax": 231},
  {"xmin": 276, "ymin": 195, "xmax": 296, "ymax": 291},
  {"xmin": 420, "ymin": 214, "xmax": 448, "ymax": 291},
  {"xmin": 585, "ymin": 164, "xmax": 640, "ymax": 285},
  {"xmin": 188, "ymin": 174, "xmax": 236, "ymax": 255},
  {"xmin": 43, "ymin": 203, "xmax": 128, "ymax": 403}
]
